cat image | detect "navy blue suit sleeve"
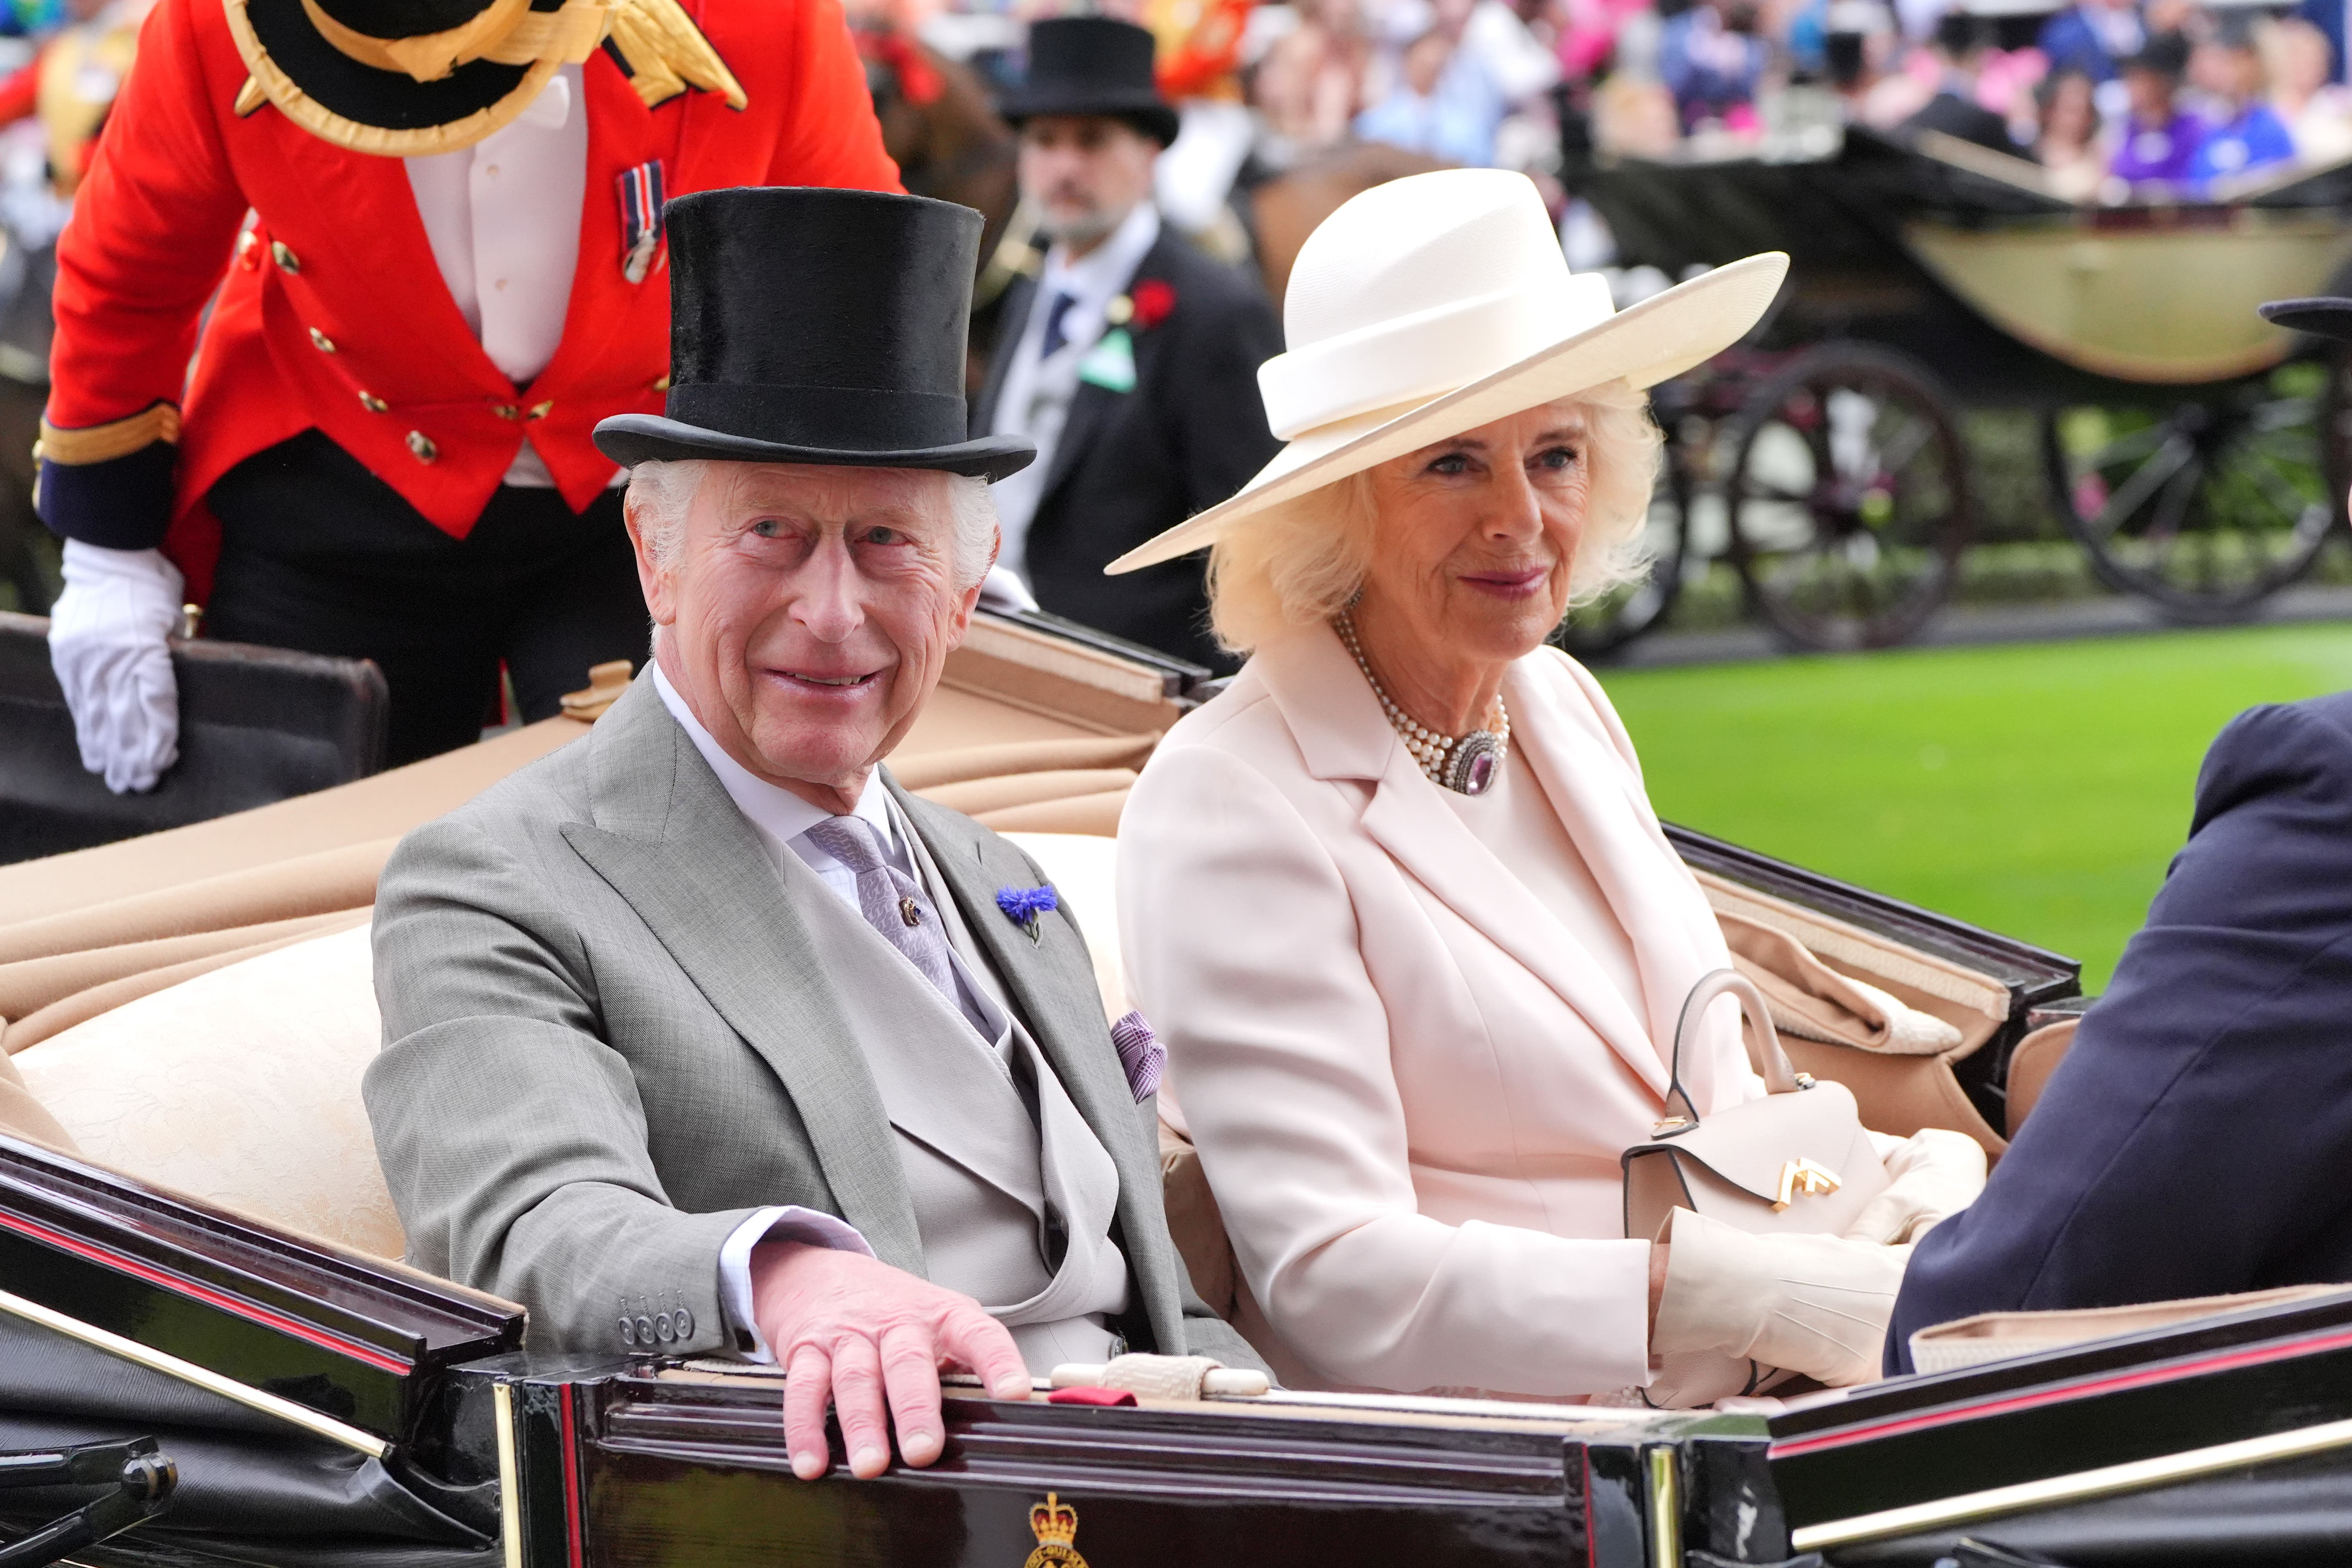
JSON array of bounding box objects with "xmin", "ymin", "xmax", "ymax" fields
[{"xmin": 1887, "ymin": 695, "xmax": 2352, "ymax": 1372}]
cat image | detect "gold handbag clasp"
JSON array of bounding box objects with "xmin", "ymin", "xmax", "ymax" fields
[{"xmin": 1772, "ymin": 1158, "xmax": 1842, "ymax": 1211}]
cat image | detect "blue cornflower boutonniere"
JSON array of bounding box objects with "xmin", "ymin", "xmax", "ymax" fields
[{"xmin": 995, "ymin": 883, "xmax": 1058, "ymax": 943}]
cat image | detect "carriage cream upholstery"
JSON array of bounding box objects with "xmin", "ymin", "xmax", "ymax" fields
[
  {"xmin": 3, "ymin": 833, "xmax": 1139, "ymax": 1265},
  {"xmin": 14, "ymin": 924, "xmax": 407, "ymax": 1260}
]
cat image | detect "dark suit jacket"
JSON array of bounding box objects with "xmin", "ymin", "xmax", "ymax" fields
[
  {"xmin": 974, "ymin": 224, "xmax": 1283, "ymax": 672},
  {"xmin": 1888, "ymin": 693, "xmax": 2352, "ymax": 1372},
  {"xmin": 1903, "ymin": 89, "xmax": 2018, "ymax": 155}
]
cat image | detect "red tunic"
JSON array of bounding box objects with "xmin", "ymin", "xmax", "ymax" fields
[{"xmin": 42, "ymin": 0, "xmax": 903, "ymax": 598}]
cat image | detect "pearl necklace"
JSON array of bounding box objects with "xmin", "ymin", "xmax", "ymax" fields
[{"xmin": 1335, "ymin": 611, "xmax": 1510, "ymax": 796}]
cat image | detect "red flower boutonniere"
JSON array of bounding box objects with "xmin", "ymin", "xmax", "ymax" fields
[{"xmin": 1109, "ymin": 279, "xmax": 1178, "ymax": 334}]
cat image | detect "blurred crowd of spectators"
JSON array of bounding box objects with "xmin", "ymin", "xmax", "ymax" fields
[{"xmin": 883, "ymin": 0, "xmax": 2352, "ymax": 226}]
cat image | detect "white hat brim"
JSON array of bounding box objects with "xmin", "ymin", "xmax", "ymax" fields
[{"xmin": 1105, "ymin": 251, "xmax": 1789, "ymax": 575}]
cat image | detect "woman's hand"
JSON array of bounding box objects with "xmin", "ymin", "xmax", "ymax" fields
[
  {"xmin": 1649, "ymin": 1209, "xmax": 1909, "ymax": 1388},
  {"xmin": 1843, "ymin": 1128, "xmax": 1989, "ymax": 1246}
]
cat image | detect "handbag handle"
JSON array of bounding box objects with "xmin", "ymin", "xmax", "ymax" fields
[{"xmin": 1659, "ymin": 968, "xmax": 1801, "ymax": 1129}]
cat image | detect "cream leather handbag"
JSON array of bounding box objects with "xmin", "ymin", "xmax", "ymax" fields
[{"xmin": 1622, "ymin": 969, "xmax": 1889, "ymax": 1244}]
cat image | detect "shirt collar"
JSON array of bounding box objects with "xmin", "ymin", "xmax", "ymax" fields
[
  {"xmin": 1039, "ymin": 201, "xmax": 1163, "ymax": 307},
  {"xmin": 651, "ymin": 661, "xmax": 898, "ymax": 856}
]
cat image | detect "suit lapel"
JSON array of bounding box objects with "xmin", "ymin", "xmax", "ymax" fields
[
  {"xmin": 1257, "ymin": 627, "xmax": 1673, "ymax": 1097},
  {"xmin": 885, "ymin": 782, "xmax": 1182, "ymax": 1336},
  {"xmin": 1506, "ymin": 657, "xmax": 1733, "ymax": 1086},
  {"xmin": 1033, "ymin": 231, "xmax": 1176, "ymax": 513},
  {"xmin": 558, "ymin": 679, "xmax": 925, "ymax": 1272}
]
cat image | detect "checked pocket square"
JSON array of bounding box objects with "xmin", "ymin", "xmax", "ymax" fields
[{"xmin": 1110, "ymin": 1010, "xmax": 1163, "ymax": 1102}]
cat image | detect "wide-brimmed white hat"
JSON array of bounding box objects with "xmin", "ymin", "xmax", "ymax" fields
[{"xmin": 1105, "ymin": 169, "xmax": 1787, "ymax": 575}]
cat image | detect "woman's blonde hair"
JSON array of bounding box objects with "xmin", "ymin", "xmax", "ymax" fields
[{"xmin": 1205, "ymin": 379, "xmax": 1664, "ymax": 655}]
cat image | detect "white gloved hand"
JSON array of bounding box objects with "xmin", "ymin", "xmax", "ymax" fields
[
  {"xmin": 1843, "ymin": 1128, "xmax": 1988, "ymax": 1246},
  {"xmin": 47, "ymin": 540, "xmax": 185, "ymax": 794},
  {"xmin": 1651, "ymin": 1208, "xmax": 1909, "ymax": 1388}
]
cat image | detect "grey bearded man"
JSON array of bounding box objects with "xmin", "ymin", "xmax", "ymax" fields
[{"xmin": 363, "ymin": 186, "xmax": 1265, "ymax": 1483}]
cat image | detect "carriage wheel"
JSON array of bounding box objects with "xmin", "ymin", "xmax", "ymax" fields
[
  {"xmin": 1553, "ymin": 432, "xmax": 1691, "ymax": 660},
  {"xmin": 1725, "ymin": 343, "xmax": 1973, "ymax": 651},
  {"xmin": 2041, "ymin": 360, "xmax": 2342, "ymax": 622}
]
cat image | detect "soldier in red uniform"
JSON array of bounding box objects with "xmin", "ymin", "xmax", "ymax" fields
[{"xmin": 39, "ymin": 0, "xmax": 901, "ymax": 787}]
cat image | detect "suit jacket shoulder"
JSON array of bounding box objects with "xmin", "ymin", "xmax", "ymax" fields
[{"xmin": 1889, "ymin": 687, "xmax": 2352, "ymax": 1365}]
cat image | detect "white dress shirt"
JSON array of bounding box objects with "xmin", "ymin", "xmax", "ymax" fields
[
  {"xmin": 983, "ymin": 201, "xmax": 1162, "ymax": 579},
  {"xmin": 650, "ymin": 665, "xmax": 1025, "ymax": 1360},
  {"xmin": 405, "ymin": 67, "xmax": 610, "ymax": 489}
]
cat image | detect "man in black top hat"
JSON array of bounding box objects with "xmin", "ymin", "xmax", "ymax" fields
[
  {"xmin": 367, "ymin": 184, "xmax": 1263, "ymax": 1489},
  {"xmin": 973, "ymin": 15, "xmax": 1281, "ymax": 673}
]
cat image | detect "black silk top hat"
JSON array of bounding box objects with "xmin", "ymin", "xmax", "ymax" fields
[
  {"xmin": 223, "ymin": 0, "xmax": 747, "ymax": 157},
  {"xmin": 593, "ymin": 188, "xmax": 1037, "ymax": 481},
  {"xmin": 2260, "ymin": 297, "xmax": 2352, "ymax": 341},
  {"xmin": 999, "ymin": 16, "xmax": 1180, "ymax": 147}
]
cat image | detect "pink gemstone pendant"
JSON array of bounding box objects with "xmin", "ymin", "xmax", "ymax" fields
[{"xmin": 1447, "ymin": 731, "xmax": 1503, "ymax": 795}]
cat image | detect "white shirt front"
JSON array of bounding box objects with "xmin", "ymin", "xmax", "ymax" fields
[
  {"xmin": 984, "ymin": 201, "xmax": 1163, "ymax": 579},
  {"xmin": 404, "ymin": 67, "xmax": 593, "ymax": 488}
]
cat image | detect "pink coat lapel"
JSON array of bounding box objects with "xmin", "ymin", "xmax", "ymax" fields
[
  {"xmin": 1254, "ymin": 625, "xmax": 1674, "ymax": 1098},
  {"xmin": 1504, "ymin": 652, "xmax": 1739, "ymax": 1100}
]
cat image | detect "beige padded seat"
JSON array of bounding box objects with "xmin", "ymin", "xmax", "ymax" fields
[
  {"xmin": 14, "ymin": 924, "xmax": 407, "ymax": 1261},
  {"xmin": 3, "ymin": 832, "xmax": 1144, "ymax": 1268}
]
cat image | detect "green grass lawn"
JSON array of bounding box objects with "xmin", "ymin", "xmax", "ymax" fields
[{"xmin": 1596, "ymin": 624, "xmax": 2352, "ymax": 991}]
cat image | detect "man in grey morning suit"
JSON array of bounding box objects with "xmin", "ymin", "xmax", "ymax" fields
[{"xmin": 363, "ymin": 187, "xmax": 1262, "ymax": 1485}]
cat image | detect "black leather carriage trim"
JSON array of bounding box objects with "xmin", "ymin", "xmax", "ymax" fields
[{"xmin": 1770, "ymin": 1321, "xmax": 2352, "ymax": 1460}]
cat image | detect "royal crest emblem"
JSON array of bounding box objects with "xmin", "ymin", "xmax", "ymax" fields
[{"xmin": 1023, "ymin": 1492, "xmax": 1087, "ymax": 1568}]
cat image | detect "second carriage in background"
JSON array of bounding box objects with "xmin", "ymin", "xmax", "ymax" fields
[{"xmin": 1560, "ymin": 124, "xmax": 2352, "ymax": 655}]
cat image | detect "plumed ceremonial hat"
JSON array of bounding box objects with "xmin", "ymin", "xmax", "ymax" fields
[
  {"xmin": 225, "ymin": 0, "xmax": 747, "ymax": 156},
  {"xmin": 998, "ymin": 16, "xmax": 1180, "ymax": 147},
  {"xmin": 593, "ymin": 187, "xmax": 1037, "ymax": 481}
]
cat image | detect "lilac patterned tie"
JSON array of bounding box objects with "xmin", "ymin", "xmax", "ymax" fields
[{"xmin": 802, "ymin": 815, "xmax": 961, "ymax": 1007}]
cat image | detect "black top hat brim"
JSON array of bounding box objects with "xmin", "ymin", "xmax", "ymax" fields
[
  {"xmin": 594, "ymin": 414, "xmax": 1037, "ymax": 481},
  {"xmin": 2260, "ymin": 298, "xmax": 2352, "ymax": 342},
  {"xmin": 999, "ymin": 85, "xmax": 1181, "ymax": 146}
]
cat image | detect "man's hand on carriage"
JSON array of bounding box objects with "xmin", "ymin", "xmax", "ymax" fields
[
  {"xmin": 750, "ymin": 1241, "xmax": 1031, "ymax": 1481},
  {"xmin": 46, "ymin": 541, "xmax": 183, "ymax": 794}
]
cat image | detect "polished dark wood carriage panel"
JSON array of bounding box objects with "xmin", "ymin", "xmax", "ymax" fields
[
  {"xmin": 0, "ymin": 1135, "xmax": 522, "ymax": 1445},
  {"xmin": 1767, "ymin": 1287, "xmax": 2352, "ymax": 1529},
  {"xmin": 485, "ymin": 1365, "xmax": 1752, "ymax": 1568}
]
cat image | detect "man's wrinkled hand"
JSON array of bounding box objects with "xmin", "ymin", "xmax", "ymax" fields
[{"xmin": 749, "ymin": 1240, "xmax": 1030, "ymax": 1481}]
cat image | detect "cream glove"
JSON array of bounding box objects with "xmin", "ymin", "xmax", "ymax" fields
[
  {"xmin": 47, "ymin": 541, "xmax": 184, "ymax": 794},
  {"xmin": 1842, "ymin": 1128, "xmax": 1988, "ymax": 1246},
  {"xmin": 1651, "ymin": 1209, "xmax": 1908, "ymax": 1389}
]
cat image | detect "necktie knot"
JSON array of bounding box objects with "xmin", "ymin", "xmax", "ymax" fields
[{"xmin": 804, "ymin": 814, "xmax": 887, "ymax": 876}]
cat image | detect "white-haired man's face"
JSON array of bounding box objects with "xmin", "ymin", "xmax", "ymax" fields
[{"xmin": 627, "ymin": 462, "xmax": 987, "ymax": 812}]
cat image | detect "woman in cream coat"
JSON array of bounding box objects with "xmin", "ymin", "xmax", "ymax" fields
[{"xmin": 1113, "ymin": 170, "xmax": 1983, "ymax": 1403}]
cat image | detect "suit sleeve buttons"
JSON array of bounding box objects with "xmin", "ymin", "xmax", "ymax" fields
[{"xmin": 406, "ymin": 431, "xmax": 438, "ymax": 463}]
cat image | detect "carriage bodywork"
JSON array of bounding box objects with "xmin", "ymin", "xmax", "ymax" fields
[
  {"xmin": 19, "ymin": 608, "xmax": 2328, "ymax": 1568},
  {"xmin": 1566, "ymin": 128, "xmax": 2352, "ymax": 651}
]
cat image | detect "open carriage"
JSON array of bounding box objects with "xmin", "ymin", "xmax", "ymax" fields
[
  {"xmin": 1561, "ymin": 126, "xmax": 2352, "ymax": 653},
  {"xmin": 7, "ymin": 610, "xmax": 2339, "ymax": 1568}
]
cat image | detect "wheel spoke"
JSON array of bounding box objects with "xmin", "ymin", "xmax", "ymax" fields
[{"xmin": 2086, "ymin": 432, "xmax": 2196, "ymax": 540}]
